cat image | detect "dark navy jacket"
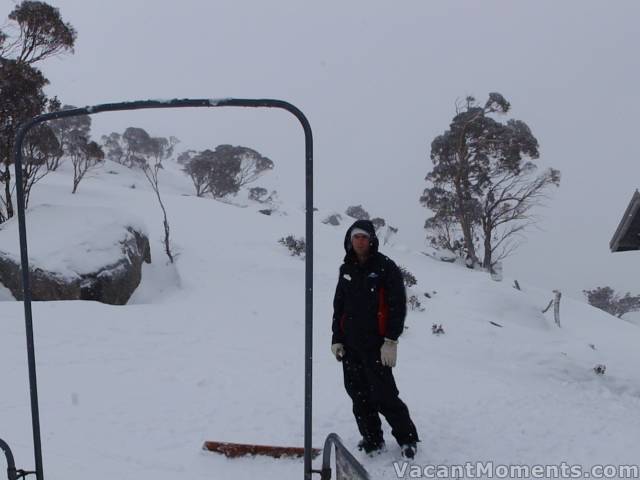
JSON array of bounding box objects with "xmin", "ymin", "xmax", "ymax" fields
[{"xmin": 331, "ymin": 219, "xmax": 407, "ymax": 350}]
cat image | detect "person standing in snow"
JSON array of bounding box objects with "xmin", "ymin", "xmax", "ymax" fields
[{"xmin": 331, "ymin": 219, "xmax": 419, "ymax": 459}]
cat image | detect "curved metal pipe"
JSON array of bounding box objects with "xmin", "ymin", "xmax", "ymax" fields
[
  {"xmin": 12, "ymin": 98, "xmax": 313, "ymax": 480},
  {"xmin": 0, "ymin": 438, "xmax": 17, "ymax": 480}
]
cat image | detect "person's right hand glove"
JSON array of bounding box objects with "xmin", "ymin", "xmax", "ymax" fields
[
  {"xmin": 380, "ymin": 338, "xmax": 398, "ymax": 367},
  {"xmin": 331, "ymin": 343, "xmax": 345, "ymax": 361}
]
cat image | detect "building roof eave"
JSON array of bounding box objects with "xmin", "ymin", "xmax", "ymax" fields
[{"xmin": 610, "ymin": 189, "xmax": 640, "ymax": 252}]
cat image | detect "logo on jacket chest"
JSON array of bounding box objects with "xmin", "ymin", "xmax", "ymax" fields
[{"xmin": 343, "ymin": 270, "xmax": 380, "ymax": 293}]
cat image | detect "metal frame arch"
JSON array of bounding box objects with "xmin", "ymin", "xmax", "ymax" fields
[{"xmin": 10, "ymin": 98, "xmax": 314, "ymax": 480}]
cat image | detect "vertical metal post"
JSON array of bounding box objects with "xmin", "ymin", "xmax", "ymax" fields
[
  {"xmin": 302, "ymin": 111, "xmax": 314, "ymax": 480},
  {"xmin": 13, "ymin": 125, "xmax": 44, "ymax": 480}
]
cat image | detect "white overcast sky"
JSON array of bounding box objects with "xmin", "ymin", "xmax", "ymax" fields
[{"xmin": 3, "ymin": 0, "xmax": 640, "ymax": 301}]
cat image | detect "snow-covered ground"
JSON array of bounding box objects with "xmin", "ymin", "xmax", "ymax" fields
[{"xmin": 2, "ymin": 159, "xmax": 640, "ymax": 480}]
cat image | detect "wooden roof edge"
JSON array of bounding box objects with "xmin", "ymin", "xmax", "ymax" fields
[{"xmin": 610, "ymin": 189, "xmax": 640, "ymax": 252}]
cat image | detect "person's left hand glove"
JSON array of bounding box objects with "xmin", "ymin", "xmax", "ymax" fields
[
  {"xmin": 380, "ymin": 338, "xmax": 398, "ymax": 367},
  {"xmin": 331, "ymin": 343, "xmax": 345, "ymax": 361}
]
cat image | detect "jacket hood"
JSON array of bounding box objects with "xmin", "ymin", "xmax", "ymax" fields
[{"xmin": 343, "ymin": 219, "xmax": 379, "ymax": 259}]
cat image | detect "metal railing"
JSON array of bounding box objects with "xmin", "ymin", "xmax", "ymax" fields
[
  {"xmin": 312, "ymin": 433, "xmax": 370, "ymax": 480},
  {"xmin": 0, "ymin": 438, "xmax": 35, "ymax": 480}
]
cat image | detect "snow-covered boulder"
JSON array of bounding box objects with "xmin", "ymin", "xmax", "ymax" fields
[{"xmin": 0, "ymin": 205, "xmax": 150, "ymax": 305}]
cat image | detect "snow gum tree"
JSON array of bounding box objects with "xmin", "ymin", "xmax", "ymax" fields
[
  {"xmin": 0, "ymin": 1, "xmax": 76, "ymax": 221},
  {"xmin": 420, "ymin": 93, "xmax": 560, "ymax": 273}
]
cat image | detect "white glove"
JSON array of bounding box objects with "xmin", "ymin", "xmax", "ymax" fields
[
  {"xmin": 331, "ymin": 343, "xmax": 345, "ymax": 361},
  {"xmin": 380, "ymin": 338, "xmax": 398, "ymax": 367}
]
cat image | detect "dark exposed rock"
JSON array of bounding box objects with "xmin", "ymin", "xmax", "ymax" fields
[{"xmin": 0, "ymin": 227, "xmax": 150, "ymax": 305}]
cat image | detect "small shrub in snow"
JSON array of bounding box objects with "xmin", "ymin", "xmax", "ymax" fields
[
  {"xmin": 408, "ymin": 295, "xmax": 425, "ymax": 312},
  {"xmin": 322, "ymin": 213, "xmax": 342, "ymax": 226},
  {"xmin": 432, "ymin": 323, "xmax": 445, "ymax": 335},
  {"xmin": 583, "ymin": 286, "xmax": 640, "ymax": 319},
  {"xmin": 371, "ymin": 217, "xmax": 386, "ymax": 230},
  {"xmin": 345, "ymin": 205, "xmax": 370, "ymax": 220},
  {"xmin": 398, "ymin": 266, "xmax": 417, "ymax": 288},
  {"xmin": 593, "ymin": 364, "xmax": 606, "ymax": 375},
  {"xmin": 249, "ymin": 187, "xmax": 269, "ymax": 203},
  {"xmin": 279, "ymin": 235, "xmax": 305, "ymax": 257}
]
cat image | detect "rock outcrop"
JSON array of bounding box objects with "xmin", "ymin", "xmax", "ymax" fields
[
  {"xmin": 0, "ymin": 227, "xmax": 150, "ymax": 305},
  {"xmin": 0, "ymin": 205, "xmax": 151, "ymax": 305}
]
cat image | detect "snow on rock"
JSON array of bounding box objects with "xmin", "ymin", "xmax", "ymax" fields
[{"xmin": 0, "ymin": 204, "xmax": 150, "ymax": 304}]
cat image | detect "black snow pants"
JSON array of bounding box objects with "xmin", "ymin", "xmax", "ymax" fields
[{"xmin": 342, "ymin": 346, "xmax": 419, "ymax": 446}]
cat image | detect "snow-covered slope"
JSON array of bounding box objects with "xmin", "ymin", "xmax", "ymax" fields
[{"xmin": 1, "ymin": 160, "xmax": 639, "ymax": 480}]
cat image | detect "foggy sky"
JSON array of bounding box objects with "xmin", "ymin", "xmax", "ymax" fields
[{"xmin": 3, "ymin": 0, "xmax": 640, "ymax": 302}]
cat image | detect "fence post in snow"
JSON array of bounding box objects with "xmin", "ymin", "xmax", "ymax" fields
[
  {"xmin": 553, "ymin": 289, "xmax": 562, "ymax": 327},
  {"xmin": 541, "ymin": 290, "xmax": 561, "ymax": 327}
]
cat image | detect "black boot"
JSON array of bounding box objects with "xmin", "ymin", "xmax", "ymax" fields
[
  {"xmin": 400, "ymin": 442, "xmax": 417, "ymax": 459},
  {"xmin": 357, "ymin": 438, "xmax": 386, "ymax": 456}
]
